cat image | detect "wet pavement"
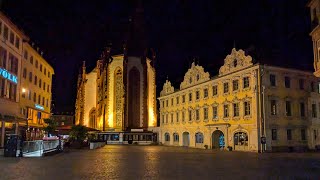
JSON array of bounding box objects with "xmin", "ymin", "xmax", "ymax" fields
[{"xmin": 0, "ymin": 145, "xmax": 320, "ymax": 180}]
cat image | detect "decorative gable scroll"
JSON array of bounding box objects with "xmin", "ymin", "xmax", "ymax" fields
[
  {"xmin": 180, "ymin": 62, "xmax": 210, "ymax": 90},
  {"xmin": 219, "ymin": 48, "xmax": 253, "ymax": 76},
  {"xmin": 160, "ymin": 80, "xmax": 175, "ymax": 96}
]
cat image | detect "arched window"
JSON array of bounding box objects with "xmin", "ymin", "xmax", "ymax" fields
[
  {"xmin": 173, "ymin": 133, "xmax": 179, "ymax": 142},
  {"xmin": 165, "ymin": 133, "xmax": 170, "ymax": 142},
  {"xmin": 195, "ymin": 132, "xmax": 204, "ymax": 143},
  {"xmin": 234, "ymin": 132, "xmax": 248, "ymax": 146}
]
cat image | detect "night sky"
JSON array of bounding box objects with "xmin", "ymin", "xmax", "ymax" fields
[{"xmin": 0, "ymin": 0, "xmax": 314, "ymax": 113}]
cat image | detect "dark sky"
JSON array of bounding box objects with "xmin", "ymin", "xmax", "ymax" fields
[{"xmin": 0, "ymin": 0, "xmax": 314, "ymax": 112}]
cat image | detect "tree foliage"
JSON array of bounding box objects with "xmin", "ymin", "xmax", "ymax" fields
[
  {"xmin": 43, "ymin": 118, "xmax": 57, "ymax": 135},
  {"xmin": 69, "ymin": 125, "xmax": 88, "ymax": 142}
]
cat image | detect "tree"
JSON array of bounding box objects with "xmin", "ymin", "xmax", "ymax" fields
[
  {"xmin": 69, "ymin": 125, "xmax": 88, "ymax": 143},
  {"xmin": 43, "ymin": 118, "xmax": 57, "ymax": 136}
]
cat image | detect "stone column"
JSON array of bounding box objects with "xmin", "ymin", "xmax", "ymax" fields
[
  {"xmin": 225, "ymin": 126, "xmax": 229, "ymax": 150},
  {"xmin": 1, "ymin": 121, "xmax": 5, "ymax": 147}
]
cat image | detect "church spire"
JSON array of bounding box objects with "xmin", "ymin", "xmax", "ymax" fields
[{"xmin": 126, "ymin": 0, "xmax": 147, "ymax": 57}]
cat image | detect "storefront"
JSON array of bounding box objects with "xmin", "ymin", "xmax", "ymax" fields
[{"xmin": 26, "ymin": 106, "xmax": 50, "ymax": 140}]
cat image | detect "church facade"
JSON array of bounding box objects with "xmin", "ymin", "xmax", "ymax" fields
[
  {"xmin": 159, "ymin": 48, "xmax": 320, "ymax": 152},
  {"xmin": 75, "ymin": 50, "xmax": 157, "ymax": 132}
]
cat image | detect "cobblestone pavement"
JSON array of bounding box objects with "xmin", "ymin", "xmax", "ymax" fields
[{"xmin": 0, "ymin": 145, "xmax": 320, "ymax": 180}]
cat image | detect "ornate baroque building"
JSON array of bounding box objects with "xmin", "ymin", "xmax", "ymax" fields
[
  {"xmin": 159, "ymin": 48, "xmax": 320, "ymax": 152},
  {"xmin": 75, "ymin": 4, "xmax": 157, "ymax": 136}
]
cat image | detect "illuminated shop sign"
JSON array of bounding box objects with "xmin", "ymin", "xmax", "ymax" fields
[
  {"xmin": 35, "ymin": 104, "xmax": 45, "ymax": 111},
  {"xmin": 0, "ymin": 68, "xmax": 18, "ymax": 84}
]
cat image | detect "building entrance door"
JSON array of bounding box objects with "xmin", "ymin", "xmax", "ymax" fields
[
  {"xmin": 182, "ymin": 132, "xmax": 189, "ymax": 147},
  {"xmin": 212, "ymin": 130, "xmax": 224, "ymax": 149}
]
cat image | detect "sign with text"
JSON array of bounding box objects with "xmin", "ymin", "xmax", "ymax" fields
[{"xmin": 0, "ymin": 68, "xmax": 18, "ymax": 84}]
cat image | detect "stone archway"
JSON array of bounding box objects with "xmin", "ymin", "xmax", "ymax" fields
[
  {"xmin": 182, "ymin": 132, "xmax": 190, "ymax": 147},
  {"xmin": 212, "ymin": 130, "xmax": 225, "ymax": 149}
]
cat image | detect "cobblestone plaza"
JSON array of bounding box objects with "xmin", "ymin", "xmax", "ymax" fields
[{"xmin": 0, "ymin": 145, "xmax": 319, "ymax": 179}]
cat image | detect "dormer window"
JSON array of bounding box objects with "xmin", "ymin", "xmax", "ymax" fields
[
  {"xmin": 196, "ymin": 74, "xmax": 200, "ymax": 81},
  {"xmin": 233, "ymin": 59, "xmax": 237, "ymax": 67}
]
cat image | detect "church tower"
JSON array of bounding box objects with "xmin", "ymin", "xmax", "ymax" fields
[
  {"xmin": 308, "ymin": 0, "xmax": 320, "ymax": 77},
  {"xmin": 123, "ymin": 0, "xmax": 152, "ymax": 131}
]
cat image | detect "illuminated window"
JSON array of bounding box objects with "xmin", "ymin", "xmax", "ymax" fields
[
  {"xmin": 195, "ymin": 132, "xmax": 203, "ymax": 143},
  {"xmin": 271, "ymin": 100, "xmax": 277, "ymax": 115},
  {"xmin": 173, "ymin": 133, "xmax": 179, "ymax": 142}
]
